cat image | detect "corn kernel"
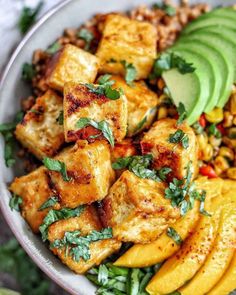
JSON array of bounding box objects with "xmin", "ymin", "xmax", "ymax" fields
[
  {"xmin": 205, "ymin": 107, "xmax": 224, "ymax": 124},
  {"xmin": 158, "ymin": 106, "xmax": 168, "ymax": 120},
  {"xmin": 233, "ymin": 116, "xmax": 236, "ymax": 126},
  {"xmin": 213, "ymin": 156, "xmax": 230, "ymax": 175},
  {"xmin": 202, "ymin": 144, "xmax": 213, "ymax": 161},
  {"xmin": 209, "ymin": 135, "xmax": 222, "ymax": 147},
  {"xmin": 219, "ymin": 146, "xmax": 234, "ymax": 161},
  {"xmin": 197, "ymin": 132, "xmax": 208, "ymax": 151},
  {"xmin": 223, "ymin": 111, "xmax": 233, "ymax": 127},
  {"xmin": 229, "ymin": 93, "xmax": 236, "ymax": 115},
  {"xmin": 226, "ymin": 167, "xmax": 236, "ymax": 180}
]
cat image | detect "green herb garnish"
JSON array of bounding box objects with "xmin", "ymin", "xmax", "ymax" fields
[
  {"xmin": 39, "ymin": 205, "xmax": 84, "ymax": 241},
  {"xmin": 77, "ymin": 28, "xmax": 94, "ymax": 51},
  {"xmin": 9, "ymin": 194, "xmax": 22, "ymax": 212},
  {"xmin": 43, "ymin": 157, "xmax": 71, "ymax": 182},
  {"xmin": 196, "ymin": 190, "xmax": 211, "ymax": 217},
  {"xmin": 76, "ymin": 118, "xmax": 114, "ymax": 147},
  {"xmin": 208, "ymin": 124, "xmax": 221, "ymax": 139},
  {"xmin": 167, "ymin": 227, "xmax": 183, "ymax": 245},
  {"xmin": 46, "ymin": 42, "xmax": 61, "ymax": 54},
  {"xmin": 22, "ymin": 63, "xmax": 36, "ymax": 81},
  {"xmin": 134, "ymin": 116, "xmax": 147, "ymax": 133},
  {"xmin": 50, "ymin": 227, "xmax": 112, "ymax": 262},
  {"xmin": 192, "ymin": 121, "xmax": 204, "ymax": 134},
  {"xmin": 177, "ymin": 102, "xmax": 187, "ymax": 125},
  {"xmin": 38, "ymin": 196, "xmax": 59, "ymax": 211},
  {"xmin": 56, "ymin": 111, "xmax": 64, "ymax": 125},
  {"xmin": 18, "ymin": 1, "xmax": 44, "ymax": 34},
  {"xmin": 153, "ymin": 3, "xmax": 176, "ymax": 16},
  {"xmin": 158, "ymin": 167, "xmax": 172, "ymax": 181},
  {"xmin": 169, "ymin": 129, "xmax": 189, "ymax": 149},
  {"xmin": 120, "ymin": 60, "xmax": 137, "ymax": 86}
]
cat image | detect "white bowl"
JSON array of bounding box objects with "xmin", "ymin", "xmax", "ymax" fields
[{"xmin": 0, "ymin": 0, "xmax": 235, "ymax": 294}]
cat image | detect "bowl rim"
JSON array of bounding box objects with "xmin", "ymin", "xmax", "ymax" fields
[{"xmin": 0, "ymin": 1, "xmax": 83, "ymax": 295}]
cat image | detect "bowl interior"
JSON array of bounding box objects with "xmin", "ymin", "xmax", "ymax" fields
[{"xmin": 0, "ymin": 0, "xmax": 235, "ymax": 294}]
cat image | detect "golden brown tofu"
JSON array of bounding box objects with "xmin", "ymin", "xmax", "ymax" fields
[
  {"xmin": 141, "ymin": 118, "xmax": 198, "ymax": 180},
  {"xmin": 103, "ymin": 170, "xmax": 180, "ymax": 244},
  {"xmin": 48, "ymin": 140, "xmax": 115, "ymax": 208},
  {"xmin": 111, "ymin": 75, "xmax": 159, "ymax": 136},
  {"xmin": 9, "ymin": 167, "xmax": 59, "ymax": 233},
  {"xmin": 96, "ymin": 14, "xmax": 157, "ymax": 80},
  {"xmin": 111, "ymin": 138, "xmax": 137, "ymax": 162},
  {"xmin": 63, "ymin": 82, "xmax": 128, "ymax": 143},
  {"xmin": 15, "ymin": 90, "xmax": 64, "ymax": 159},
  {"xmin": 48, "ymin": 205, "xmax": 121, "ymax": 274},
  {"xmin": 46, "ymin": 44, "xmax": 99, "ymax": 92}
]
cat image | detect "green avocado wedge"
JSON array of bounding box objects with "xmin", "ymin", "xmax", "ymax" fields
[
  {"xmin": 209, "ymin": 7, "xmax": 236, "ymax": 20},
  {"xmin": 178, "ymin": 30, "xmax": 235, "ymax": 108},
  {"xmin": 171, "ymin": 41, "xmax": 221, "ymax": 113},
  {"xmin": 162, "ymin": 50, "xmax": 210, "ymax": 125}
]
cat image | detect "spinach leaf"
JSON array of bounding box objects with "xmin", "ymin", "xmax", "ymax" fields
[{"xmin": 43, "ymin": 157, "xmax": 71, "ymax": 182}]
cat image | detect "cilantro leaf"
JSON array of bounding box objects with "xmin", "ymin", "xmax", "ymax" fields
[
  {"xmin": 39, "ymin": 206, "xmax": 84, "ymax": 241},
  {"xmin": 97, "ymin": 74, "xmax": 114, "ymax": 86},
  {"xmin": 76, "ymin": 118, "xmax": 114, "ymax": 146},
  {"xmin": 192, "ymin": 121, "xmax": 204, "ymax": 134},
  {"xmin": 9, "ymin": 194, "xmax": 22, "ymax": 212},
  {"xmin": 43, "ymin": 157, "xmax": 71, "ymax": 182},
  {"xmin": 167, "ymin": 227, "xmax": 183, "ymax": 245},
  {"xmin": 120, "ymin": 60, "xmax": 137, "ymax": 85},
  {"xmin": 50, "ymin": 227, "xmax": 112, "ymax": 262},
  {"xmin": 38, "ymin": 196, "xmax": 59, "ymax": 211},
  {"xmin": 157, "ymin": 167, "xmax": 172, "ymax": 181},
  {"xmin": 195, "ymin": 190, "xmax": 211, "ymax": 217},
  {"xmin": 177, "ymin": 102, "xmax": 187, "ymax": 125},
  {"xmin": 208, "ymin": 124, "xmax": 221, "ymax": 139},
  {"xmin": 18, "ymin": 1, "xmax": 44, "ymax": 34},
  {"xmin": 22, "ymin": 63, "xmax": 36, "ymax": 82},
  {"xmin": 56, "ymin": 110, "xmax": 64, "ymax": 125},
  {"xmin": 77, "ymin": 28, "xmax": 94, "ymax": 50},
  {"xmin": 98, "ymin": 265, "xmax": 109, "ymax": 285},
  {"xmin": 169, "ymin": 129, "xmax": 189, "ymax": 149},
  {"xmin": 46, "ymin": 42, "xmax": 61, "ymax": 54},
  {"xmin": 134, "ymin": 116, "xmax": 147, "ymax": 133},
  {"xmin": 153, "ymin": 3, "xmax": 176, "ymax": 16},
  {"xmin": 104, "ymin": 87, "xmax": 121, "ymax": 100}
]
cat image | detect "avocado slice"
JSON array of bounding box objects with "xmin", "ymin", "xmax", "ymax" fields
[
  {"xmin": 162, "ymin": 50, "xmax": 210, "ymax": 125},
  {"xmin": 182, "ymin": 15, "xmax": 235, "ymax": 35},
  {"xmin": 210, "ymin": 7, "xmax": 236, "ymax": 20},
  {"xmin": 172, "ymin": 41, "xmax": 221, "ymax": 113},
  {"xmin": 178, "ymin": 30, "xmax": 235, "ymax": 108}
]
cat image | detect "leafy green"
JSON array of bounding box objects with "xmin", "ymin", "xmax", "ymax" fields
[
  {"xmin": 76, "ymin": 118, "xmax": 114, "ymax": 147},
  {"xmin": 169, "ymin": 129, "xmax": 189, "ymax": 149},
  {"xmin": 22, "ymin": 63, "xmax": 36, "ymax": 81},
  {"xmin": 18, "ymin": 1, "xmax": 44, "ymax": 34},
  {"xmin": 134, "ymin": 116, "xmax": 147, "ymax": 133},
  {"xmin": 77, "ymin": 28, "xmax": 94, "ymax": 50},
  {"xmin": 153, "ymin": 3, "xmax": 176, "ymax": 16},
  {"xmin": 56, "ymin": 110, "xmax": 64, "ymax": 125},
  {"xmin": 158, "ymin": 167, "xmax": 172, "ymax": 181},
  {"xmin": 0, "ymin": 239, "xmax": 51, "ymax": 295},
  {"xmin": 112, "ymin": 155, "xmax": 162, "ymax": 182},
  {"xmin": 46, "ymin": 42, "xmax": 61, "ymax": 54},
  {"xmin": 177, "ymin": 102, "xmax": 187, "ymax": 125},
  {"xmin": 39, "ymin": 205, "xmax": 85, "ymax": 241},
  {"xmin": 9, "ymin": 194, "xmax": 22, "ymax": 212},
  {"xmin": 167, "ymin": 227, "xmax": 183, "ymax": 245},
  {"xmin": 50, "ymin": 227, "xmax": 112, "ymax": 262},
  {"xmin": 195, "ymin": 190, "xmax": 211, "ymax": 217},
  {"xmin": 208, "ymin": 124, "xmax": 221, "ymax": 139},
  {"xmin": 120, "ymin": 60, "xmax": 137, "ymax": 86},
  {"xmin": 192, "ymin": 121, "xmax": 204, "ymax": 134},
  {"xmin": 0, "ymin": 111, "xmax": 24, "ymax": 167},
  {"xmin": 38, "ymin": 196, "xmax": 59, "ymax": 211},
  {"xmin": 150, "ymin": 52, "xmax": 195, "ymax": 79},
  {"xmin": 43, "ymin": 157, "xmax": 71, "ymax": 182}
]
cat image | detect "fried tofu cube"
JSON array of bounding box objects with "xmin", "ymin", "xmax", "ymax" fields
[
  {"xmin": 46, "ymin": 44, "xmax": 99, "ymax": 92},
  {"xmin": 111, "ymin": 138, "xmax": 137, "ymax": 163},
  {"xmin": 48, "ymin": 205, "xmax": 121, "ymax": 274},
  {"xmin": 9, "ymin": 167, "xmax": 59, "ymax": 233},
  {"xmin": 141, "ymin": 118, "xmax": 198, "ymax": 180},
  {"xmin": 48, "ymin": 140, "xmax": 115, "ymax": 208},
  {"xmin": 111, "ymin": 75, "xmax": 159, "ymax": 136},
  {"xmin": 15, "ymin": 90, "xmax": 64, "ymax": 159},
  {"xmin": 63, "ymin": 82, "xmax": 128, "ymax": 143},
  {"xmin": 103, "ymin": 170, "xmax": 180, "ymax": 244},
  {"xmin": 96, "ymin": 14, "xmax": 157, "ymax": 80}
]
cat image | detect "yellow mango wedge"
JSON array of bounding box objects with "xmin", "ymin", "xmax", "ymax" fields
[
  {"xmin": 115, "ymin": 177, "xmax": 222, "ymax": 268},
  {"xmin": 179, "ymin": 202, "xmax": 236, "ymax": 295},
  {"xmin": 208, "ymin": 252, "xmax": 236, "ymax": 295},
  {"xmin": 146, "ymin": 190, "xmax": 222, "ymax": 294}
]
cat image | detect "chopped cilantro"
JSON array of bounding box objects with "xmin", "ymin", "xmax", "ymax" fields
[
  {"xmin": 134, "ymin": 116, "xmax": 147, "ymax": 133},
  {"xmin": 153, "ymin": 3, "xmax": 176, "ymax": 16},
  {"xmin": 9, "ymin": 194, "xmax": 22, "ymax": 212},
  {"xmin": 50, "ymin": 227, "xmax": 112, "ymax": 262},
  {"xmin": 157, "ymin": 167, "xmax": 172, "ymax": 181},
  {"xmin": 77, "ymin": 28, "xmax": 94, "ymax": 50},
  {"xmin": 38, "ymin": 196, "xmax": 59, "ymax": 211},
  {"xmin": 43, "ymin": 157, "xmax": 71, "ymax": 182},
  {"xmin": 120, "ymin": 60, "xmax": 137, "ymax": 85},
  {"xmin": 192, "ymin": 121, "xmax": 204, "ymax": 134},
  {"xmin": 56, "ymin": 111, "xmax": 64, "ymax": 125},
  {"xmin": 167, "ymin": 227, "xmax": 183, "ymax": 245},
  {"xmin": 22, "ymin": 63, "xmax": 36, "ymax": 81},
  {"xmin": 39, "ymin": 205, "xmax": 84, "ymax": 241},
  {"xmin": 169, "ymin": 129, "xmax": 189, "ymax": 149},
  {"xmin": 18, "ymin": 1, "xmax": 44, "ymax": 34},
  {"xmin": 46, "ymin": 42, "xmax": 61, "ymax": 54},
  {"xmin": 177, "ymin": 102, "xmax": 187, "ymax": 125},
  {"xmin": 76, "ymin": 118, "xmax": 114, "ymax": 147},
  {"xmin": 195, "ymin": 190, "xmax": 211, "ymax": 217},
  {"xmin": 208, "ymin": 124, "xmax": 221, "ymax": 139}
]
